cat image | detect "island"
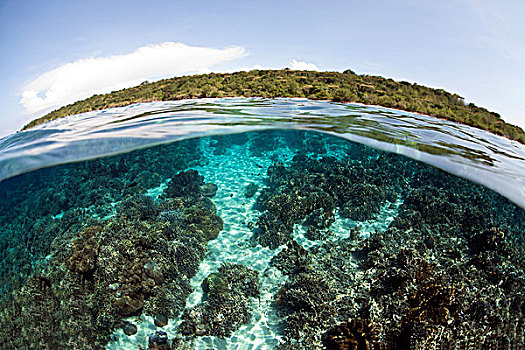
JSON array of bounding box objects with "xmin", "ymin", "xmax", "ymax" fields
[{"xmin": 22, "ymin": 69, "xmax": 525, "ymax": 144}]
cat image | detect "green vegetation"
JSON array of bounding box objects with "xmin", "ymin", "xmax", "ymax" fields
[{"xmin": 22, "ymin": 69, "xmax": 525, "ymax": 143}]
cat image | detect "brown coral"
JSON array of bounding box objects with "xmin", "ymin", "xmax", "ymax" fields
[
  {"xmin": 66, "ymin": 225, "xmax": 101, "ymax": 276},
  {"xmin": 404, "ymin": 280, "xmax": 457, "ymax": 325},
  {"xmin": 322, "ymin": 318, "xmax": 384, "ymax": 350},
  {"xmin": 116, "ymin": 294, "xmax": 144, "ymax": 316}
]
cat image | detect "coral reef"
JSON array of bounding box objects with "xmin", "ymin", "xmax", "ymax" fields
[
  {"xmin": 0, "ymin": 130, "xmax": 524, "ymax": 350},
  {"xmin": 122, "ymin": 321, "xmax": 138, "ymax": 336},
  {"xmin": 0, "ymin": 165, "xmax": 221, "ymax": 349},
  {"xmin": 244, "ymin": 182, "xmax": 259, "ymax": 198},
  {"xmin": 179, "ymin": 263, "xmax": 260, "ymax": 338},
  {"xmin": 117, "ymin": 194, "xmax": 159, "ymax": 221},
  {"xmin": 65, "ymin": 225, "xmax": 101, "ymax": 277},
  {"xmin": 148, "ymin": 330, "xmax": 169, "ymax": 349},
  {"xmin": 322, "ymin": 318, "xmax": 384, "ymax": 350},
  {"xmin": 276, "ymin": 271, "xmax": 336, "ymax": 342},
  {"xmin": 252, "ymin": 151, "xmax": 407, "ymax": 248},
  {"xmin": 162, "ymin": 169, "xmax": 205, "ymax": 199},
  {"xmin": 358, "ymin": 193, "xmax": 525, "ymax": 348},
  {"xmin": 271, "ymin": 240, "xmax": 311, "ymax": 275},
  {"xmin": 254, "ymin": 131, "xmax": 525, "ymax": 349},
  {"xmin": 0, "ymin": 138, "xmax": 202, "ymax": 298}
]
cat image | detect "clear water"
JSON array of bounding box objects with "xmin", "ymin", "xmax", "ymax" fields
[{"xmin": 0, "ymin": 98, "xmax": 523, "ymax": 349}]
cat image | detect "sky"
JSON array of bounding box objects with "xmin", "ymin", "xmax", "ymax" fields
[{"xmin": 1, "ymin": 0, "xmax": 524, "ymax": 137}]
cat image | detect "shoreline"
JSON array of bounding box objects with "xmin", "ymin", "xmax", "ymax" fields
[
  {"xmin": 19, "ymin": 70, "xmax": 525, "ymax": 144},
  {"xmin": 22, "ymin": 96, "xmax": 521, "ymax": 145}
]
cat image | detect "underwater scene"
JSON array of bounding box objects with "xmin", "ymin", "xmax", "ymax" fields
[{"xmin": 0, "ymin": 99, "xmax": 524, "ymax": 350}]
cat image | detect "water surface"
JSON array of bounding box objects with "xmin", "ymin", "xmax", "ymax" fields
[{"xmin": 1, "ymin": 98, "xmax": 524, "ymax": 208}]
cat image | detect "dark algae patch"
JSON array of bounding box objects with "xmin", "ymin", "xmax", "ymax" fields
[
  {"xmin": 22, "ymin": 70, "xmax": 525, "ymax": 144},
  {"xmin": 0, "ymin": 130, "xmax": 523, "ymax": 349}
]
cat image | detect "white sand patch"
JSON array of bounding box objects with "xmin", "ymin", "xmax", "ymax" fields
[{"xmin": 189, "ymin": 138, "xmax": 290, "ymax": 349}]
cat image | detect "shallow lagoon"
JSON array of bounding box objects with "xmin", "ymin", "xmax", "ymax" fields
[{"xmin": 0, "ymin": 99, "xmax": 523, "ymax": 349}]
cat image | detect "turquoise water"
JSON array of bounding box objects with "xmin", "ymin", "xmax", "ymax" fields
[{"xmin": 0, "ymin": 98, "xmax": 523, "ymax": 349}]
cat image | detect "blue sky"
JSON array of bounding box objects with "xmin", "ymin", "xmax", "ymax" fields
[{"xmin": 1, "ymin": 0, "xmax": 524, "ymax": 137}]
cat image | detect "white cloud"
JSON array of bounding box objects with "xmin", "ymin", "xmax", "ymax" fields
[
  {"xmin": 20, "ymin": 42, "xmax": 247, "ymax": 114},
  {"xmin": 236, "ymin": 64, "xmax": 264, "ymax": 72},
  {"xmin": 290, "ymin": 59, "xmax": 318, "ymax": 71}
]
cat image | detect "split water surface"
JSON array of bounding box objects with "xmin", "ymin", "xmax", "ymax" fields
[{"xmin": 0, "ymin": 98, "xmax": 523, "ymax": 349}]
